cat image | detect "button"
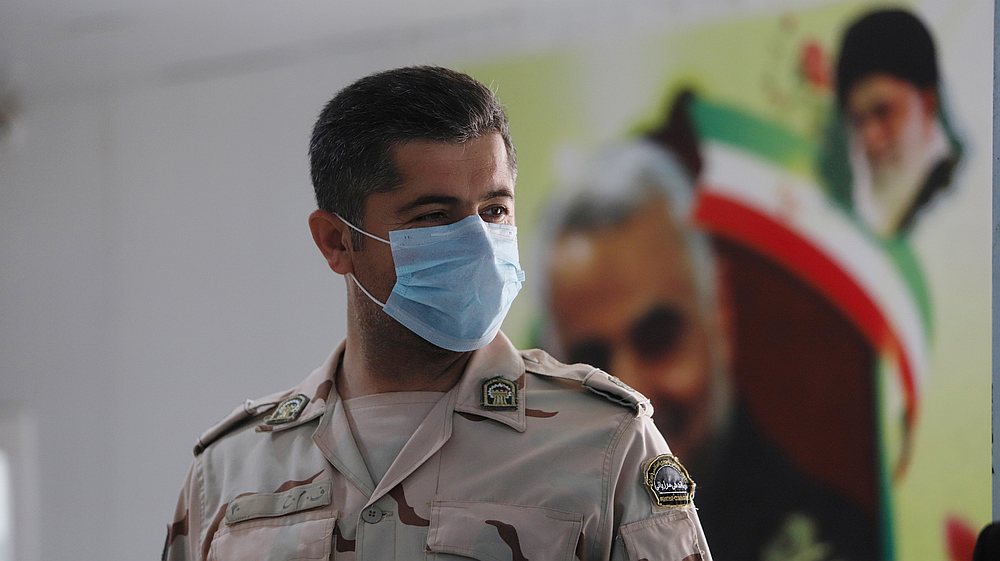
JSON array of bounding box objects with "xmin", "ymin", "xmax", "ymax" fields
[{"xmin": 362, "ymin": 506, "xmax": 384, "ymax": 524}]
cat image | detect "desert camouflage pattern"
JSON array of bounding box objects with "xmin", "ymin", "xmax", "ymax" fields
[{"xmin": 163, "ymin": 333, "xmax": 712, "ymax": 561}]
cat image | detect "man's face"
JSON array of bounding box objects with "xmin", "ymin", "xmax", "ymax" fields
[
  {"xmin": 351, "ymin": 132, "xmax": 516, "ymax": 312},
  {"xmin": 546, "ymin": 197, "xmax": 722, "ymax": 461},
  {"xmin": 845, "ymin": 73, "xmax": 937, "ymax": 189}
]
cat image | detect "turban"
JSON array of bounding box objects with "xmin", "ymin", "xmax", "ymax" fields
[{"xmin": 835, "ymin": 9, "xmax": 938, "ymax": 107}]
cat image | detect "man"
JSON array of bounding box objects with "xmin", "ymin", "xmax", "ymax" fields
[
  {"xmin": 833, "ymin": 8, "xmax": 961, "ymax": 237},
  {"xmin": 541, "ymin": 139, "xmax": 877, "ymax": 560},
  {"xmin": 541, "ymin": 141, "xmax": 728, "ymax": 466},
  {"xmin": 162, "ymin": 66, "xmax": 711, "ymax": 561}
]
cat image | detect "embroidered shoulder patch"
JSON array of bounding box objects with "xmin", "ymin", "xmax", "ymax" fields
[
  {"xmin": 265, "ymin": 394, "xmax": 309, "ymax": 425},
  {"xmin": 482, "ymin": 376, "xmax": 518, "ymax": 410},
  {"xmin": 643, "ymin": 454, "xmax": 695, "ymax": 508}
]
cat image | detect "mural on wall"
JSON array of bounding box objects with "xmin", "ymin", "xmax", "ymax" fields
[{"xmin": 468, "ymin": 1, "xmax": 991, "ymax": 560}]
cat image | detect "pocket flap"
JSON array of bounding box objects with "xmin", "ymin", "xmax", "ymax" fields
[
  {"xmin": 208, "ymin": 512, "xmax": 336, "ymax": 561},
  {"xmin": 619, "ymin": 508, "xmax": 706, "ymax": 561},
  {"xmin": 226, "ymin": 481, "xmax": 332, "ymax": 524},
  {"xmin": 427, "ymin": 500, "xmax": 583, "ymax": 561}
]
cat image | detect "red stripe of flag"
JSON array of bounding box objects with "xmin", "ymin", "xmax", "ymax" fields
[{"xmin": 694, "ymin": 190, "xmax": 918, "ymax": 427}]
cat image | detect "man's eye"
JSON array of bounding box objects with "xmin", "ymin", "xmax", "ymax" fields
[
  {"xmin": 481, "ymin": 206, "xmax": 508, "ymax": 221},
  {"xmin": 415, "ymin": 211, "xmax": 448, "ymax": 223},
  {"xmin": 630, "ymin": 305, "xmax": 685, "ymax": 362},
  {"xmin": 567, "ymin": 339, "xmax": 612, "ymax": 372},
  {"xmin": 873, "ymin": 102, "xmax": 893, "ymax": 121}
]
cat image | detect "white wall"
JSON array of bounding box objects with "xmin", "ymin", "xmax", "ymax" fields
[{"xmin": 2, "ymin": 94, "xmax": 116, "ymax": 560}]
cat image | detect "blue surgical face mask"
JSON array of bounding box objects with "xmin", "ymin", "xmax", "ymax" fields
[{"xmin": 337, "ymin": 214, "xmax": 526, "ymax": 352}]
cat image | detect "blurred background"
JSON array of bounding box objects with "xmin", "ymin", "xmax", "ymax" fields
[{"xmin": 0, "ymin": 1, "xmax": 993, "ymax": 560}]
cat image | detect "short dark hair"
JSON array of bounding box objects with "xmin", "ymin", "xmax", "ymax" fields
[
  {"xmin": 836, "ymin": 9, "xmax": 939, "ymax": 107},
  {"xmin": 309, "ymin": 66, "xmax": 516, "ymax": 243}
]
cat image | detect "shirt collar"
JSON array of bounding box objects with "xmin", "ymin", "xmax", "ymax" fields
[
  {"xmin": 260, "ymin": 334, "xmax": 527, "ymax": 434},
  {"xmin": 452, "ymin": 332, "xmax": 527, "ymax": 433},
  {"xmin": 254, "ymin": 343, "xmax": 341, "ymax": 433}
]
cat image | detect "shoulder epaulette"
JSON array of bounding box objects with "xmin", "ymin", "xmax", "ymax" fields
[
  {"xmin": 521, "ymin": 348, "xmax": 653, "ymax": 417},
  {"xmin": 193, "ymin": 391, "xmax": 285, "ymax": 456},
  {"xmin": 192, "ymin": 356, "xmax": 337, "ymax": 455}
]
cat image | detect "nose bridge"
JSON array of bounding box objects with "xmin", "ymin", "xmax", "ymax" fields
[
  {"xmin": 460, "ymin": 204, "xmax": 482, "ymax": 220},
  {"xmin": 860, "ymin": 116, "xmax": 887, "ymax": 152}
]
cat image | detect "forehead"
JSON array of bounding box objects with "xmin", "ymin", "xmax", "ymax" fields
[
  {"xmin": 392, "ymin": 134, "xmax": 513, "ymax": 191},
  {"xmin": 361, "ymin": 133, "xmax": 515, "ymax": 221},
  {"xmin": 395, "ymin": 132, "xmax": 511, "ymax": 167},
  {"xmin": 547, "ymin": 197, "xmax": 700, "ymax": 335},
  {"xmin": 846, "ymin": 73, "xmax": 921, "ymax": 113}
]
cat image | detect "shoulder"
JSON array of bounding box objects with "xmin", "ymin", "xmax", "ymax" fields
[
  {"xmin": 517, "ymin": 352, "xmax": 708, "ymax": 555},
  {"xmin": 519, "ymin": 347, "xmax": 653, "ymax": 418},
  {"xmin": 192, "ymin": 392, "xmax": 280, "ymax": 455},
  {"xmin": 518, "ymin": 349, "xmax": 676, "ymax": 490},
  {"xmin": 192, "ymin": 355, "xmax": 337, "ymax": 456}
]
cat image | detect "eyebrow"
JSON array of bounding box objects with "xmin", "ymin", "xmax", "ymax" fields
[
  {"xmin": 397, "ymin": 195, "xmax": 460, "ymax": 213},
  {"xmin": 485, "ymin": 188, "xmax": 515, "ymax": 201},
  {"xmin": 396, "ymin": 189, "xmax": 515, "ymax": 214}
]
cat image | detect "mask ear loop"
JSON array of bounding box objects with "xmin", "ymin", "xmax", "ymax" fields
[
  {"xmin": 333, "ymin": 213, "xmax": 390, "ymax": 308},
  {"xmin": 334, "ymin": 213, "xmax": 390, "ymax": 244},
  {"xmin": 347, "ymin": 273, "xmax": 387, "ymax": 308}
]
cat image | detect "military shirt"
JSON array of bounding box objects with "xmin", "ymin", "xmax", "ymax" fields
[{"xmin": 163, "ymin": 333, "xmax": 712, "ymax": 561}]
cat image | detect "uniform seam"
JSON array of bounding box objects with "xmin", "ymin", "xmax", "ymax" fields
[
  {"xmin": 597, "ymin": 411, "xmax": 637, "ymax": 561},
  {"xmin": 194, "ymin": 455, "xmax": 207, "ymax": 560}
]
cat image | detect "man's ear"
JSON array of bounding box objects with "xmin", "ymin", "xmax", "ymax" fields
[{"xmin": 308, "ymin": 209, "xmax": 354, "ymax": 275}]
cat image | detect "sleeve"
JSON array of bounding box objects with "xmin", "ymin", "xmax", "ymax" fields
[
  {"xmin": 162, "ymin": 459, "xmax": 204, "ymax": 561},
  {"xmin": 607, "ymin": 415, "xmax": 713, "ymax": 561}
]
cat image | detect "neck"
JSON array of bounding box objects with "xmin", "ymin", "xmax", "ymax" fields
[{"xmin": 338, "ymin": 298, "xmax": 472, "ymax": 399}]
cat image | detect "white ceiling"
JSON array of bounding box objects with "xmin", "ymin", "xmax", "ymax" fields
[
  {"xmin": 0, "ymin": 0, "xmax": 562, "ymax": 101},
  {"xmin": 0, "ymin": 0, "xmax": 844, "ymax": 106}
]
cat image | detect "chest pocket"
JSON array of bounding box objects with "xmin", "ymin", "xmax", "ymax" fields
[
  {"xmin": 426, "ymin": 500, "xmax": 583, "ymax": 561},
  {"xmin": 207, "ymin": 481, "xmax": 337, "ymax": 561},
  {"xmin": 618, "ymin": 508, "xmax": 706, "ymax": 561}
]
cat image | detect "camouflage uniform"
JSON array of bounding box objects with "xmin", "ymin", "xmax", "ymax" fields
[{"xmin": 163, "ymin": 333, "xmax": 712, "ymax": 561}]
